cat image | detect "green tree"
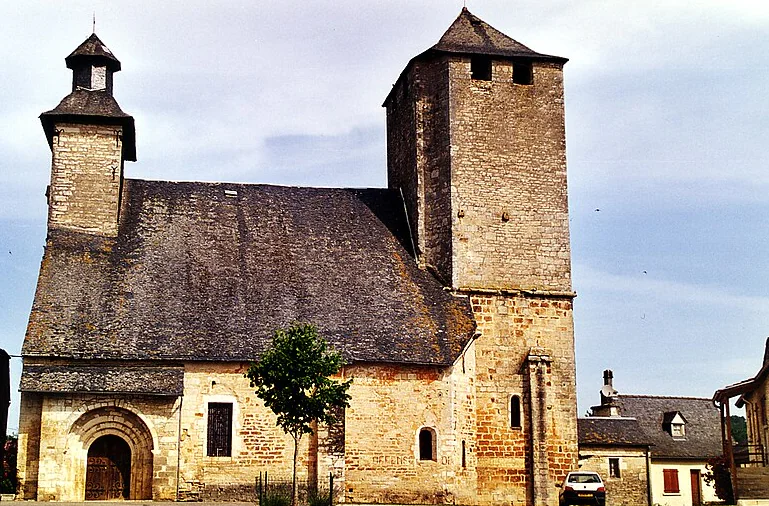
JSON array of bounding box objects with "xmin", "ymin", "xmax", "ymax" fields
[
  {"xmin": 730, "ymin": 415, "xmax": 747, "ymax": 444},
  {"xmin": 246, "ymin": 323, "xmax": 351, "ymax": 506}
]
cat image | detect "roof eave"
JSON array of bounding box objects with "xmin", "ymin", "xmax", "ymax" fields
[
  {"xmin": 383, "ymin": 47, "xmax": 567, "ymax": 108},
  {"xmin": 39, "ymin": 112, "xmax": 137, "ymax": 162}
]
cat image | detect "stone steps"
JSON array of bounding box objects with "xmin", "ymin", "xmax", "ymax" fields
[{"xmin": 737, "ymin": 467, "xmax": 769, "ymax": 500}]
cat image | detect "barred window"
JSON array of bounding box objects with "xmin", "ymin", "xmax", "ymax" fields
[{"xmin": 207, "ymin": 403, "xmax": 233, "ymax": 457}]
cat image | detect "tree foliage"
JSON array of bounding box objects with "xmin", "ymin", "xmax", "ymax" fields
[
  {"xmin": 730, "ymin": 415, "xmax": 747, "ymax": 444},
  {"xmin": 704, "ymin": 454, "xmax": 734, "ymax": 503},
  {"xmin": 0, "ymin": 435, "xmax": 16, "ymax": 495},
  {"xmin": 245, "ymin": 323, "xmax": 351, "ymax": 505}
]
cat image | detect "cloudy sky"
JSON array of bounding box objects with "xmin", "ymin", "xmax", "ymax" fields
[{"xmin": 1, "ymin": 1, "xmax": 768, "ymax": 429}]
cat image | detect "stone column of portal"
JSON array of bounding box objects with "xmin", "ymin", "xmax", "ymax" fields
[{"xmin": 526, "ymin": 347, "xmax": 552, "ymax": 506}]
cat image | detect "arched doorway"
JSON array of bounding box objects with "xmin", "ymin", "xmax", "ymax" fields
[
  {"xmin": 85, "ymin": 435, "xmax": 131, "ymax": 500},
  {"xmin": 70, "ymin": 406, "xmax": 155, "ymax": 500}
]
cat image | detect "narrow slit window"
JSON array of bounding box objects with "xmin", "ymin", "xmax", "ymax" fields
[
  {"xmin": 511, "ymin": 395, "xmax": 522, "ymax": 428},
  {"xmin": 419, "ymin": 428, "xmax": 436, "ymax": 461},
  {"xmin": 207, "ymin": 402, "xmax": 233, "ymax": 457},
  {"xmin": 513, "ymin": 61, "xmax": 533, "ymax": 85},
  {"xmin": 461, "ymin": 440, "xmax": 467, "ymax": 468},
  {"xmin": 471, "ymin": 56, "xmax": 492, "ymax": 81}
]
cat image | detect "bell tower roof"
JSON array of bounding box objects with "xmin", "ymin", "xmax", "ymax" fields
[
  {"xmin": 431, "ymin": 8, "xmax": 566, "ymax": 62},
  {"xmin": 65, "ymin": 33, "xmax": 121, "ymax": 72},
  {"xmin": 40, "ymin": 32, "xmax": 135, "ymax": 161}
]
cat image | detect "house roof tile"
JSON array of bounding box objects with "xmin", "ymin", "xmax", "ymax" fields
[{"xmin": 617, "ymin": 395, "xmax": 721, "ymax": 460}]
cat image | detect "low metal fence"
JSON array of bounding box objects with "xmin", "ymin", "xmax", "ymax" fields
[{"xmin": 256, "ymin": 472, "xmax": 336, "ymax": 506}]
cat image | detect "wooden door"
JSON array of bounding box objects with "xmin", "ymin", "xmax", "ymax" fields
[
  {"xmin": 690, "ymin": 469, "xmax": 702, "ymax": 506},
  {"xmin": 85, "ymin": 435, "xmax": 131, "ymax": 500}
]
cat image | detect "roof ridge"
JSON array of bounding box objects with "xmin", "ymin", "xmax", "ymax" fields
[{"xmin": 621, "ymin": 394, "xmax": 712, "ymax": 401}]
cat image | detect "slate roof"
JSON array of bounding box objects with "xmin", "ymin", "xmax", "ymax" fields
[
  {"xmin": 578, "ymin": 417, "xmax": 651, "ymax": 447},
  {"xmin": 20, "ymin": 364, "xmax": 183, "ymax": 396},
  {"xmin": 431, "ymin": 8, "xmax": 566, "ymax": 62},
  {"xmin": 383, "ymin": 8, "xmax": 566, "ymax": 106},
  {"xmin": 66, "ymin": 33, "xmax": 121, "ymax": 71},
  {"xmin": 23, "ymin": 180, "xmax": 476, "ymax": 369},
  {"xmin": 617, "ymin": 395, "xmax": 721, "ymax": 460},
  {"xmin": 40, "ymin": 90, "xmax": 136, "ymax": 161}
]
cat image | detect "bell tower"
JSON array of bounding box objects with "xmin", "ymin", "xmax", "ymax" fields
[
  {"xmin": 385, "ymin": 9, "xmax": 577, "ymax": 506},
  {"xmin": 40, "ymin": 33, "xmax": 136, "ymax": 237}
]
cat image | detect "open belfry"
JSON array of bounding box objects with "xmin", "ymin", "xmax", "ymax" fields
[{"xmin": 18, "ymin": 8, "xmax": 577, "ymax": 505}]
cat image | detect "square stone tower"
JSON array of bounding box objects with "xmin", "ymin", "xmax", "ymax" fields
[
  {"xmin": 384, "ymin": 9, "xmax": 577, "ymax": 505},
  {"xmin": 39, "ymin": 33, "xmax": 136, "ymax": 237}
]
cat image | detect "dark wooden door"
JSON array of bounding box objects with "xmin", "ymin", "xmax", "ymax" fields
[
  {"xmin": 86, "ymin": 435, "xmax": 131, "ymax": 500},
  {"xmin": 690, "ymin": 469, "xmax": 702, "ymax": 506}
]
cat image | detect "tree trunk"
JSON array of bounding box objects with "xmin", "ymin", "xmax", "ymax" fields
[{"xmin": 292, "ymin": 435, "xmax": 299, "ymax": 506}]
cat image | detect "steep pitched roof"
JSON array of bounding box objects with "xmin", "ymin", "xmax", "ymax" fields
[
  {"xmin": 23, "ymin": 180, "xmax": 476, "ymax": 367},
  {"xmin": 383, "ymin": 8, "xmax": 566, "ymax": 107},
  {"xmin": 617, "ymin": 395, "xmax": 721, "ymax": 460},
  {"xmin": 578, "ymin": 417, "xmax": 651, "ymax": 447},
  {"xmin": 431, "ymin": 8, "xmax": 565, "ymax": 62},
  {"xmin": 66, "ymin": 33, "xmax": 121, "ymax": 71}
]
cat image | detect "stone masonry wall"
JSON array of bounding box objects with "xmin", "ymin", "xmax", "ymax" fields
[
  {"xmin": 49, "ymin": 123, "xmax": 124, "ymax": 237},
  {"xmin": 343, "ymin": 361, "xmax": 476, "ymax": 505},
  {"xmin": 471, "ymin": 293, "xmax": 578, "ymax": 506},
  {"xmin": 449, "ymin": 59, "xmax": 571, "ymax": 292},
  {"xmin": 386, "ymin": 57, "xmax": 453, "ymax": 280},
  {"xmin": 416, "ymin": 58, "xmax": 454, "ymax": 282},
  {"xmin": 386, "ymin": 69, "xmax": 421, "ymax": 260},
  {"xmin": 179, "ymin": 362, "xmax": 305, "ymax": 501},
  {"xmin": 579, "ymin": 447, "xmax": 649, "ymax": 506},
  {"xmin": 32, "ymin": 394, "xmax": 179, "ymax": 501},
  {"xmin": 16, "ymin": 392, "xmax": 42, "ymax": 500}
]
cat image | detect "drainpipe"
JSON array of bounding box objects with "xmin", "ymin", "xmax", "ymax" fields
[
  {"xmin": 645, "ymin": 445, "xmax": 652, "ymax": 506},
  {"xmin": 176, "ymin": 394, "xmax": 184, "ymax": 501}
]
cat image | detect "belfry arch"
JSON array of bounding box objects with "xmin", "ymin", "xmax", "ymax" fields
[{"xmin": 69, "ymin": 407, "xmax": 154, "ymax": 500}]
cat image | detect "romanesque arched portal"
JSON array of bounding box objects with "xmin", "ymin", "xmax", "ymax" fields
[{"xmin": 70, "ymin": 406, "xmax": 154, "ymax": 500}]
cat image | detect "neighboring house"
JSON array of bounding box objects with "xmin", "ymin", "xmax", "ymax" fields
[
  {"xmin": 581, "ymin": 371, "xmax": 721, "ymax": 506},
  {"xmin": 578, "ymin": 416, "xmax": 652, "ymax": 506},
  {"xmin": 17, "ymin": 8, "xmax": 579, "ymax": 506},
  {"xmin": 714, "ymin": 337, "xmax": 769, "ymax": 503}
]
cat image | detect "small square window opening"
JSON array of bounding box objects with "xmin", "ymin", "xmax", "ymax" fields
[
  {"xmin": 471, "ymin": 56, "xmax": 492, "ymax": 81},
  {"xmin": 609, "ymin": 458, "xmax": 620, "ymax": 478}
]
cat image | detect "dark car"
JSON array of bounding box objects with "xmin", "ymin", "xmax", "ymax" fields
[{"xmin": 558, "ymin": 471, "xmax": 606, "ymax": 506}]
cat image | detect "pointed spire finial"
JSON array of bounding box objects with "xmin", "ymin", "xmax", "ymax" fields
[{"xmin": 92, "ymin": 12, "xmax": 96, "ymax": 34}]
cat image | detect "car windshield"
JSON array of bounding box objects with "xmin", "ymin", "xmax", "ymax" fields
[{"xmin": 568, "ymin": 474, "xmax": 601, "ymax": 484}]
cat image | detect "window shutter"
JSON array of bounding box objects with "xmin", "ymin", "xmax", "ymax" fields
[{"xmin": 663, "ymin": 469, "xmax": 679, "ymax": 493}]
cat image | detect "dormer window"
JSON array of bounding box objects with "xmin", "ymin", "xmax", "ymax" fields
[{"xmin": 663, "ymin": 411, "xmax": 687, "ymax": 439}]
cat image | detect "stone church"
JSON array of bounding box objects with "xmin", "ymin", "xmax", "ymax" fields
[{"xmin": 17, "ymin": 8, "xmax": 577, "ymax": 505}]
